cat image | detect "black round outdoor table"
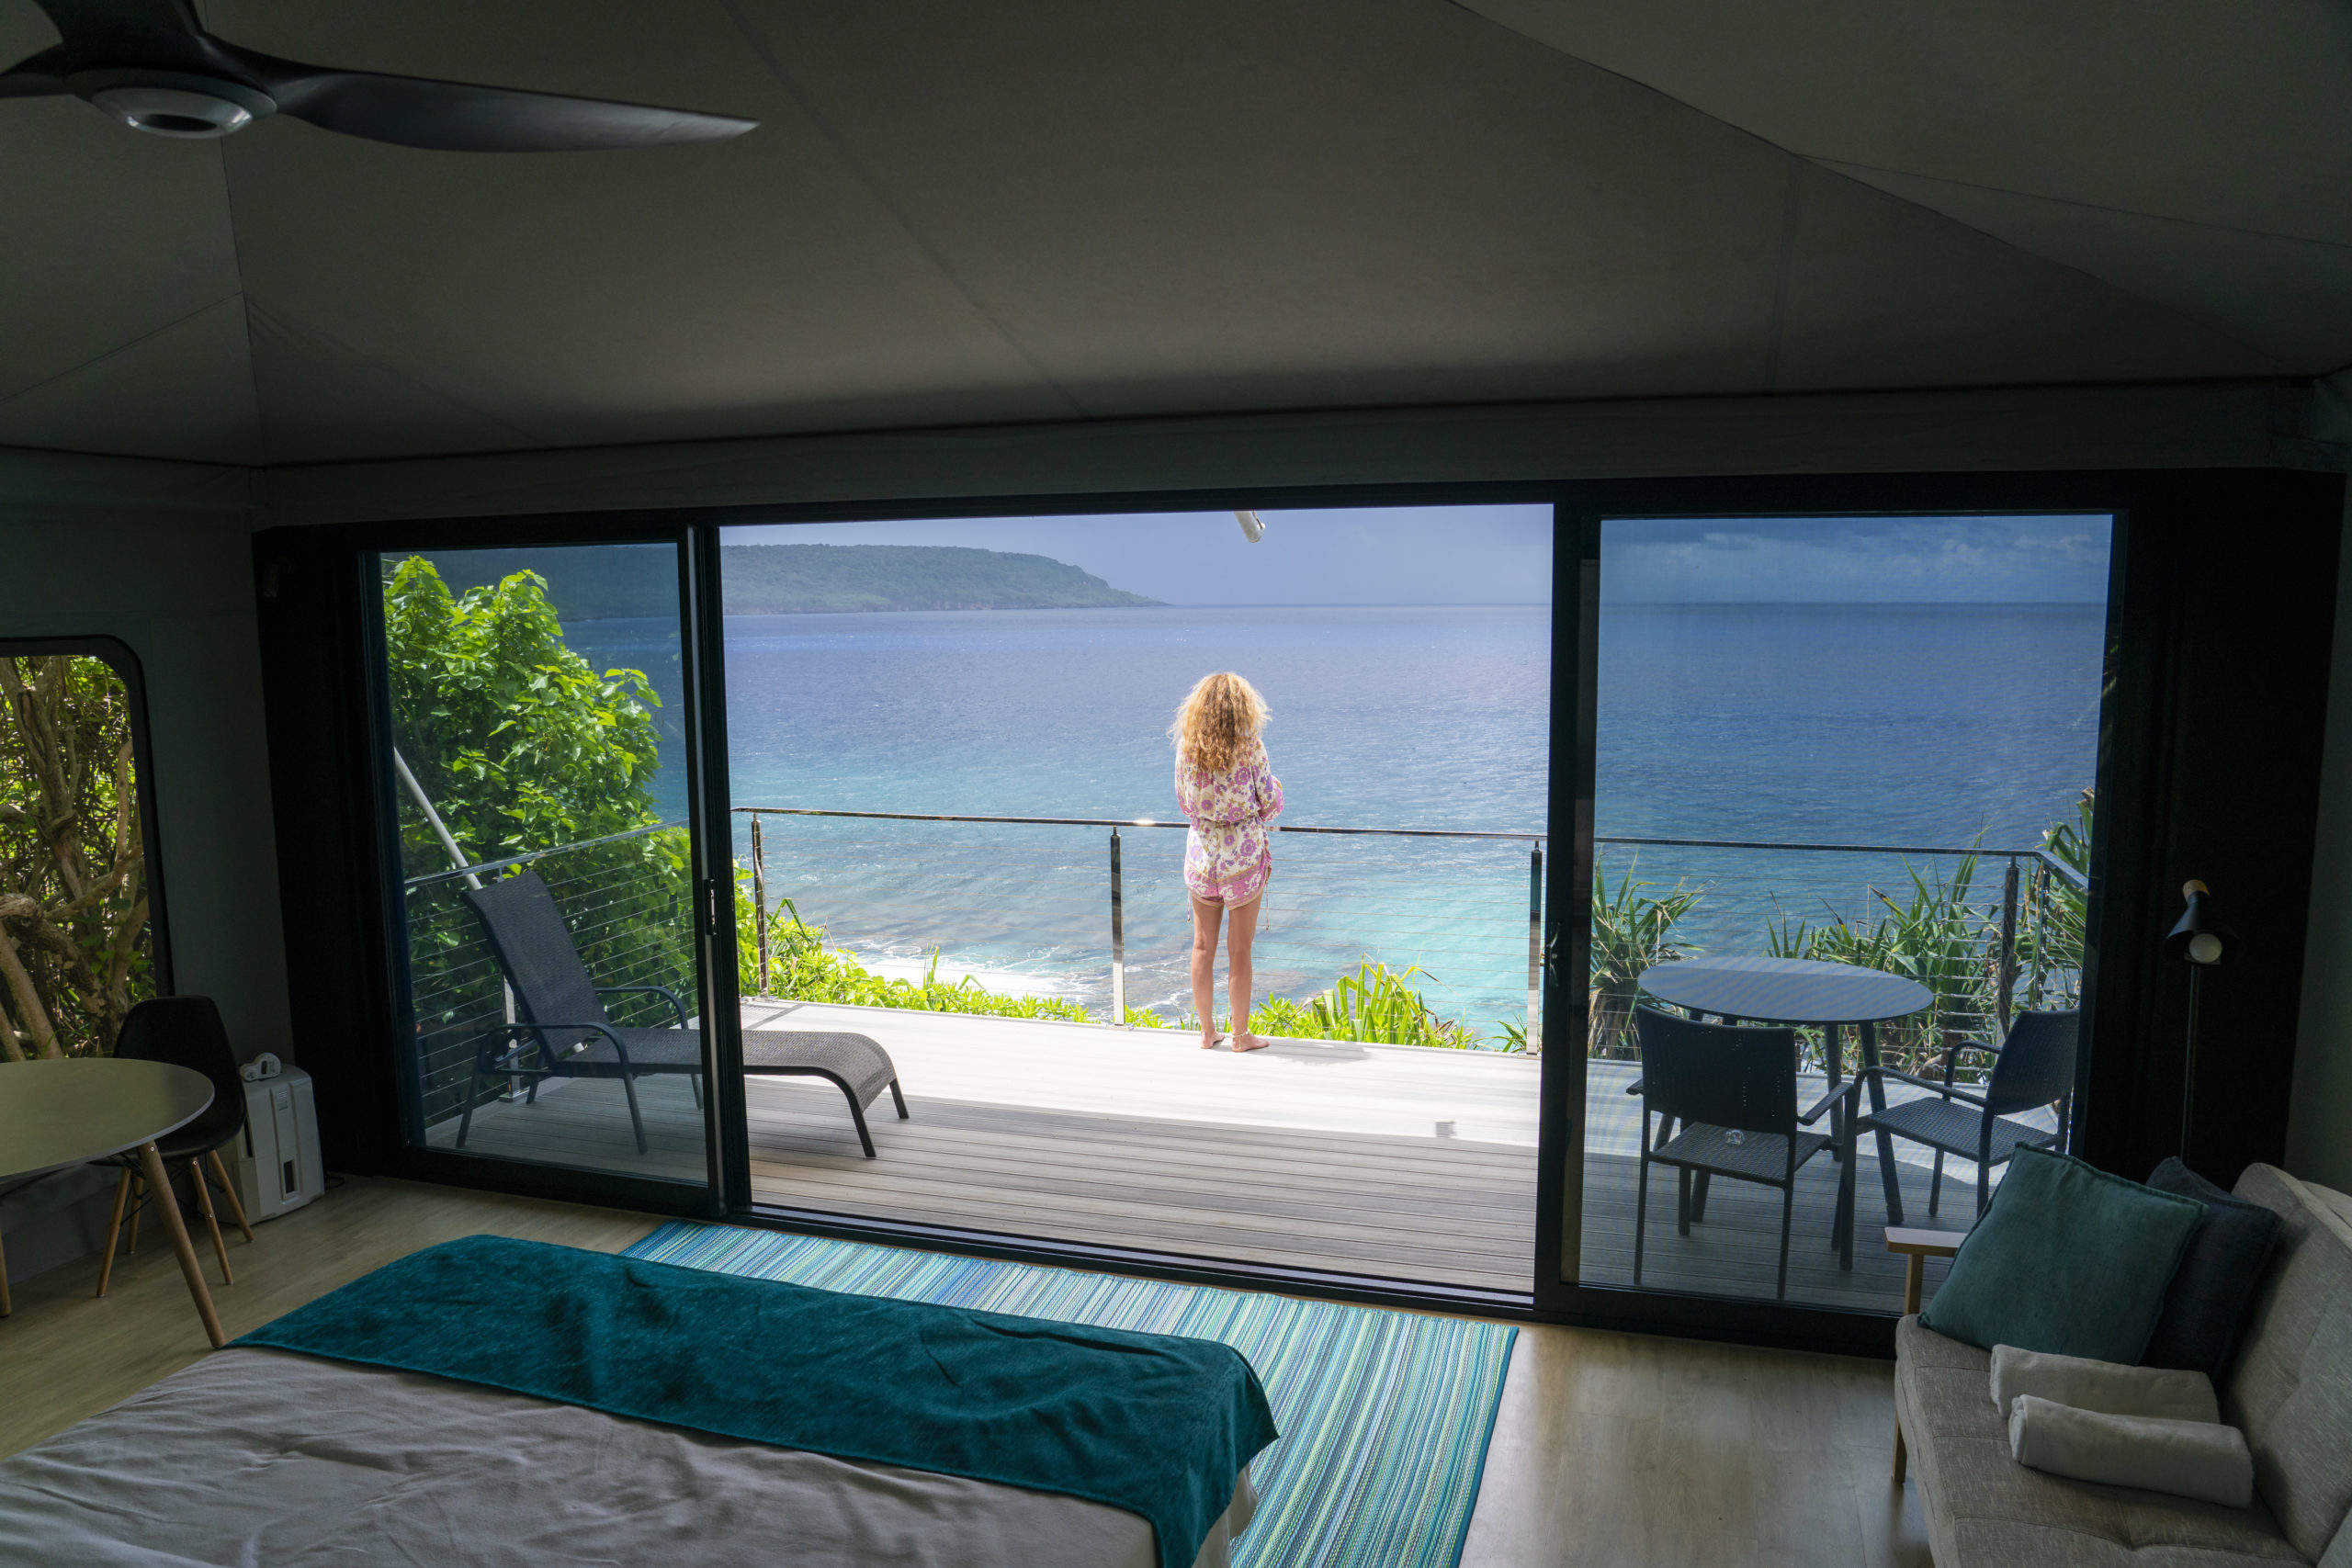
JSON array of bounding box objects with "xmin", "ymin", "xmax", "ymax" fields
[{"xmin": 1636, "ymin": 954, "xmax": 1932, "ymax": 1228}]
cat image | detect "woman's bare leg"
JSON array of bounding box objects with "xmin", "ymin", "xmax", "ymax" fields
[
  {"xmin": 1190, "ymin": 896, "xmax": 1226, "ymax": 1046},
  {"xmin": 1227, "ymin": 893, "xmax": 1267, "ymax": 1052}
]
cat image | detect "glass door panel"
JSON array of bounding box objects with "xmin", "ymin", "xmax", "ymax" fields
[
  {"xmin": 1575, "ymin": 513, "xmax": 2109, "ymax": 1312},
  {"xmin": 378, "ymin": 542, "xmax": 708, "ymax": 1186},
  {"xmin": 715, "ymin": 506, "xmax": 1551, "ymax": 1292}
]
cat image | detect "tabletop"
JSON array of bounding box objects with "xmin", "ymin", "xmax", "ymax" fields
[
  {"xmin": 0, "ymin": 1058, "xmax": 215, "ymax": 1184},
  {"xmin": 1637, "ymin": 953, "xmax": 1932, "ymax": 1026}
]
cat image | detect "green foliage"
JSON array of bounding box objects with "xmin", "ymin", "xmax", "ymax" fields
[
  {"xmin": 1589, "ymin": 852, "xmax": 1703, "ymax": 1059},
  {"xmin": 1769, "ymin": 852, "xmax": 1998, "ymax": 1077},
  {"xmin": 740, "ymin": 885, "xmax": 1092, "ymax": 1023},
  {"xmin": 385, "ymin": 558, "xmax": 692, "ymax": 1063},
  {"xmin": 382, "ymin": 558, "xmax": 667, "ymax": 874},
  {"xmin": 2019, "ymin": 789, "xmax": 2091, "ymax": 1010},
  {"xmin": 1250, "ymin": 960, "xmax": 1486, "ymax": 1049},
  {"xmin": 0, "ymin": 654, "xmax": 153, "ymax": 1059}
]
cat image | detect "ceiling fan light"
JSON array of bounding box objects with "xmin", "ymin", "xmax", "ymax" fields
[{"xmin": 92, "ymin": 85, "xmax": 254, "ymax": 138}]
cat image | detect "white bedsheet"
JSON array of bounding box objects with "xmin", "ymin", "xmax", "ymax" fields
[{"xmin": 0, "ymin": 1348, "xmax": 1255, "ymax": 1567}]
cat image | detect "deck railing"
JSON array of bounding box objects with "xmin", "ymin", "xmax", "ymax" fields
[
  {"xmin": 399, "ymin": 820, "xmax": 691, "ymax": 1129},
  {"xmin": 737, "ymin": 807, "xmax": 1548, "ymax": 1049},
  {"xmin": 396, "ymin": 807, "xmax": 2086, "ymax": 1128}
]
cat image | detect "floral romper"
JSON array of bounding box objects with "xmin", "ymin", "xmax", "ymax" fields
[{"xmin": 1177, "ymin": 742, "xmax": 1283, "ymax": 905}]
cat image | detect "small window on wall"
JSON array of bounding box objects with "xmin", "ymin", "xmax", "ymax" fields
[{"xmin": 0, "ymin": 643, "xmax": 166, "ymax": 1060}]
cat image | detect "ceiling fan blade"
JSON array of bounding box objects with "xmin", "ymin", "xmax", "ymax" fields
[
  {"xmin": 30, "ymin": 0, "xmax": 206, "ymax": 58},
  {"xmin": 260, "ymin": 66, "xmax": 755, "ymax": 152},
  {"xmin": 0, "ymin": 45, "xmax": 71, "ymax": 96}
]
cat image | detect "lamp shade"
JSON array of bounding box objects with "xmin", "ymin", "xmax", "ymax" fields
[{"xmin": 2165, "ymin": 880, "xmax": 2237, "ymax": 965}]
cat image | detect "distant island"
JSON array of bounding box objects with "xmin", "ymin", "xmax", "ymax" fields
[
  {"xmin": 724, "ymin": 545, "xmax": 1159, "ymax": 614},
  {"xmin": 414, "ymin": 542, "xmax": 1159, "ymax": 620}
]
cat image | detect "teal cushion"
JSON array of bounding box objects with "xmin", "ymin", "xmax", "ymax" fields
[{"xmin": 1919, "ymin": 1145, "xmax": 2205, "ymax": 1362}]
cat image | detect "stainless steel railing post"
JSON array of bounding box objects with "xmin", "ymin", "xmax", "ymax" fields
[
  {"xmin": 1526, "ymin": 841, "xmax": 1544, "ymax": 1055},
  {"xmin": 1996, "ymin": 856, "xmax": 2020, "ymax": 1034},
  {"xmin": 752, "ymin": 812, "xmax": 769, "ymax": 997},
  {"xmin": 1110, "ymin": 829, "xmax": 1126, "ymax": 1025}
]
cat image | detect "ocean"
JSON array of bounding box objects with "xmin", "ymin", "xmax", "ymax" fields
[{"xmin": 564, "ymin": 601, "xmax": 2103, "ymax": 1036}]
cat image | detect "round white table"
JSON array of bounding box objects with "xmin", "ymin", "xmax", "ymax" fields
[{"xmin": 0, "ymin": 1058, "xmax": 223, "ymax": 1345}]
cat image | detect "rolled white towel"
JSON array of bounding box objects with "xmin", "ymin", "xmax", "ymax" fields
[
  {"xmin": 1990, "ymin": 1344, "xmax": 2218, "ymax": 1424},
  {"xmin": 2008, "ymin": 1394, "xmax": 2254, "ymax": 1507}
]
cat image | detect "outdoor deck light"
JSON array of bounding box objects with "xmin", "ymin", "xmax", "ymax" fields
[
  {"xmin": 1235, "ymin": 511, "xmax": 1267, "ymax": 543},
  {"xmin": 2165, "ymin": 879, "xmax": 2237, "ymax": 1158}
]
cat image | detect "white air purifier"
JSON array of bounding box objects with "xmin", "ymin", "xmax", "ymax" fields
[{"xmin": 231, "ymin": 1065, "xmax": 325, "ymax": 1221}]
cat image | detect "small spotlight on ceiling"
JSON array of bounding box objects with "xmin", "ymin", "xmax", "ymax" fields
[{"xmin": 1236, "ymin": 511, "xmax": 1267, "ymax": 544}]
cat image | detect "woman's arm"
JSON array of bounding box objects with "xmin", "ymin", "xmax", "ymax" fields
[{"xmin": 1257, "ymin": 763, "xmax": 1284, "ymax": 823}]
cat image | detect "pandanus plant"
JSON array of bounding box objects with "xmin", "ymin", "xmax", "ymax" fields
[{"xmin": 1587, "ymin": 853, "xmax": 1704, "ymax": 1059}]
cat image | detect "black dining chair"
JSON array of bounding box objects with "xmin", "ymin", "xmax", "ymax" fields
[
  {"xmin": 1850, "ymin": 1008, "xmax": 2077, "ymax": 1221},
  {"xmin": 95, "ymin": 996, "xmax": 253, "ymax": 1296},
  {"xmin": 1632, "ymin": 1006, "xmax": 1860, "ymax": 1301}
]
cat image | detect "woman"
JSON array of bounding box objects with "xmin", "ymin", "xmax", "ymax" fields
[{"xmin": 1170, "ymin": 671, "xmax": 1283, "ymax": 1052}]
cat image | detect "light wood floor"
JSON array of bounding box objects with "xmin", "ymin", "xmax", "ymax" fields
[{"xmin": 0, "ymin": 1177, "xmax": 1931, "ymax": 1566}]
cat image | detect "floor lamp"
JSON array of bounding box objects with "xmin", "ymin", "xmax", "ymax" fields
[{"xmin": 2165, "ymin": 879, "xmax": 2237, "ymax": 1159}]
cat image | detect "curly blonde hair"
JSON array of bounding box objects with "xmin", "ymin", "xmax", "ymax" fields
[{"xmin": 1170, "ymin": 671, "xmax": 1269, "ymax": 775}]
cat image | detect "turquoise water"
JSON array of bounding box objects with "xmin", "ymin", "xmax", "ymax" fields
[{"xmin": 566, "ymin": 601, "xmax": 2101, "ymax": 1033}]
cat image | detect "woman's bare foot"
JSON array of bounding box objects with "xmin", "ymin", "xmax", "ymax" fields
[
  {"xmin": 1199, "ymin": 1032, "xmax": 1222, "ymax": 1050},
  {"xmin": 1231, "ymin": 1032, "xmax": 1270, "ymax": 1054}
]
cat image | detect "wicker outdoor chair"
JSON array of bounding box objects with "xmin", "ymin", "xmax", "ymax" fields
[
  {"xmin": 1631, "ymin": 1006, "xmax": 1860, "ymax": 1301},
  {"xmin": 455, "ymin": 870, "xmax": 907, "ymax": 1157}
]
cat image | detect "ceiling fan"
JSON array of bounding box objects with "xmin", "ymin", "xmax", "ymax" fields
[{"xmin": 0, "ymin": 0, "xmax": 756, "ymax": 150}]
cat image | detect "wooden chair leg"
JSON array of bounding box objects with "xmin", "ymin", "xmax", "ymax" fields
[
  {"xmin": 96, "ymin": 1168, "xmax": 134, "ymax": 1297},
  {"xmin": 208, "ymin": 1150, "xmax": 253, "ymax": 1241},
  {"xmin": 126, "ymin": 1175, "xmax": 141, "ymax": 1256},
  {"xmin": 188, "ymin": 1159, "xmax": 232, "ymax": 1286}
]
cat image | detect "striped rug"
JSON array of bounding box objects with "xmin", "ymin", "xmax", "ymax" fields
[{"xmin": 623, "ymin": 1224, "xmax": 1516, "ymax": 1568}]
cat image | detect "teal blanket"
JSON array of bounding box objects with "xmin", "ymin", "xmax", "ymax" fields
[{"xmin": 236, "ymin": 1236, "xmax": 1277, "ymax": 1568}]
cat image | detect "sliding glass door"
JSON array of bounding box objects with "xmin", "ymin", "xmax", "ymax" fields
[
  {"xmin": 374, "ymin": 540, "xmax": 714, "ymax": 1192},
  {"xmin": 711, "ymin": 506, "xmax": 1552, "ymax": 1296},
  {"xmin": 1566, "ymin": 512, "xmax": 2112, "ymax": 1316}
]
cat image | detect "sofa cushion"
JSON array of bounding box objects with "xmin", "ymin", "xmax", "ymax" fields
[
  {"xmin": 2224, "ymin": 1165, "xmax": 2352, "ymax": 1562},
  {"xmin": 2145, "ymin": 1157, "xmax": 2284, "ymax": 1383},
  {"xmin": 1922, "ymin": 1146, "xmax": 2206, "ymax": 1364},
  {"xmin": 1896, "ymin": 1315, "xmax": 2300, "ymax": 1567}
]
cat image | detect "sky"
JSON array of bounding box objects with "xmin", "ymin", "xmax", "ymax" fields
[{"xmin": 725, "ymin": 507, "xmax": 2113, "ymax": 606}]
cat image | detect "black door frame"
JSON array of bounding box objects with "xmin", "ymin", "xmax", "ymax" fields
[{"xmin": 255, "ymin": 463, "xmax": 2342, "ymax": 1359}]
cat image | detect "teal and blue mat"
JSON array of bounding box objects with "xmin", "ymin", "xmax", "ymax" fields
[{"xmin": 626, "ymin": 1223, "xmax": 1517, "ymax": 1568}]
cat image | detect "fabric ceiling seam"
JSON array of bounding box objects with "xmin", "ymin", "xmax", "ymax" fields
[
  {"xmin": 240, "ymin": 298, "xmax": 560, "ymax": 454},
  {"xmin": 213, "ymin": 139, "xmax": 270, "ymax": 467},
  {"xmin": 0, "ymin": 293, "xmax": 247, "ymax": 412},
  {"xmin": 714, "ymin": 0, "xmax": 1091, "ymax": 423},
  {"xmin": 1432, "ymin": 0, "xmax": 2321, "ymax": 375},
  {"xmin": 1811, "ymin": 158, "xmax": 2352, "ymax": 254}
]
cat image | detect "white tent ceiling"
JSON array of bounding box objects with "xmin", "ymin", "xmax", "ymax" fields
[{"xmin": 1, "ymin": 0, "xmax": 2345, "ymax": 468}]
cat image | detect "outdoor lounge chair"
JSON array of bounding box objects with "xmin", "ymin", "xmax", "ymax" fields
[
  {"xmin": 455, "ymin": 869, "xmax": 907, "ymax": 1157},
  {"xmin": 1850, "ymin": 1008, "xmax": 2076, "ymax": 1220},
  {"xmin": 1631, "ymin": 1006, "xmax": 1860, "ymax": 1301}
]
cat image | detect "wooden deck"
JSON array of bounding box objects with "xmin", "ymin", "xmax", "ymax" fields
[{"xmin": 429, "ymin": 1001, "xmax": 1974, "ymax": 1309}]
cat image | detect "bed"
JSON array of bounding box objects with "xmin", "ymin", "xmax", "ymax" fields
[{"xmin": 0, "ymin": 1238, "xmax": 1269, "ymax": 1568}]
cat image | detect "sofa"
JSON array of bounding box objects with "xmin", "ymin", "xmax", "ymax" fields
[{"xmin": 1894, "ymin": 1163, "xmax": 2352, "ymax": 1567}]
